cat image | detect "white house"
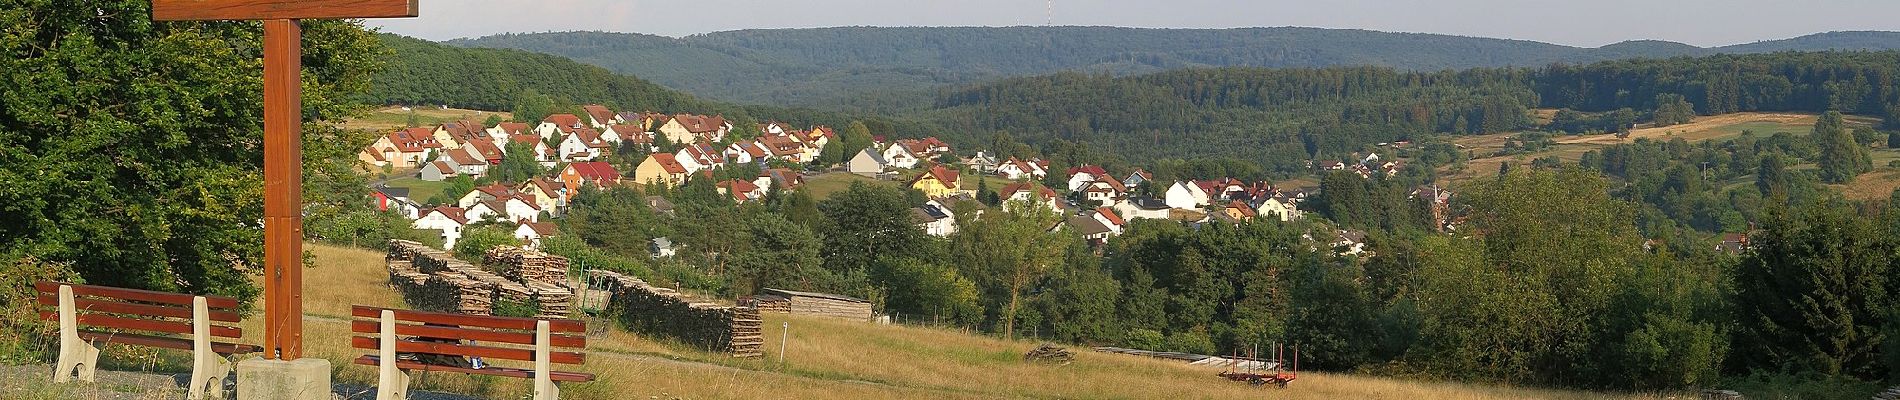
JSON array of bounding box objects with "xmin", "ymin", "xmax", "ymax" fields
[
  {"xmin": 881, "ymin": 144, "xmax": 920, "ymax": 169},
  {"xmin": 513, "ymin": 221, "xmax": 558, "ymax": 249},
  {"xmin": 557, "ymin": 128, "xmax": 609, "ymax": 162},
  {"xmin": 1089, "ymin": 207, "xmax": 1125, "ymax": 236},
  {"xmin": 1254, "ymin": 196, "xmax": 1302, "ymax": 222},
  {"xmin": 914, "ymin": 199, "xmax": 957, "ymax": 237},
  {"xmin": 1114, "ymin": 196, "xmax": 1172, "ymax": 221},
  {"xmin": 1165, "ymin": 181, "xmax": 1210, "ymax": 210},
  {"xmin": 412, "ymin": 207, "xmax": 468, "ymax": 249},
  {"xmin": 1066, "ymin": 165, "xmax": 1108, "ymax": 192}
]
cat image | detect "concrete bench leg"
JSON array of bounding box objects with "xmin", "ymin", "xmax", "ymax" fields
[
  {"xmin": 377, "ymin": 310, "xmax": 410, "ymax": 400},
  {"xmin": 189, "ymin": 296, "xmax": 232, "ymax": 400},
  {"xmin": 53, "ymin": 285, "xmax": 101, "ymax": 383}
]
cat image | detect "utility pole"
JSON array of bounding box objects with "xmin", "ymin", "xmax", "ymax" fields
[{"xmin": 779, "ymin": 321, "xmax": 790, "ymax": 363}]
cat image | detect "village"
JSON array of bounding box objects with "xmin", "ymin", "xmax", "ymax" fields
[{"xmin": 358, "ymin": 104, "xmax": 1448, "ymax": 258}]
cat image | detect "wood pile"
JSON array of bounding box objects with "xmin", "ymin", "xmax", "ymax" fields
[
  {"xmin": 529, "ymin": 282, "xmax": 573, "ymax": 319},
  {"xmin": 484, "ymin": 246, "xmax": 571, "ymax": 288},
  {"xmin": 1700, "ymin": 389, "xmax": 1742, "ymax": 400},
  {"xmin": 1023, "ymin": 343, "xmax": 1074, "ymax": 365},
  {"xmin": 589, "ymin": 270, "xmax": 763, "ymax": 358},
  {"xmin": 742, "ymin": 288, "xmax": 873, "ymax": 320}
]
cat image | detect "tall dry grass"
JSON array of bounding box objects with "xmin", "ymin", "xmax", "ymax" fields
[{"xmin": 285, "ymin": 243, "xmax": 1669, "ymax": 400}]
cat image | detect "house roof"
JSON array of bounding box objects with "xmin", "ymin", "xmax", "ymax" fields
[
  {"xmin": 644, "ymin": 196, "xmax": 675, "ymax": 213},
  {"xmin": 1068, "ymin": 165, "xmax": 1109, "ymax": 177},
  {"xmin": 646, "ymin": 153, "xmax": 687, "ymax": 174},
  {"xmin": 473, "ymin": 183, "xmax": 513, "ymax": 198},
  {"xmin": 1094, "ymin": 207, "xmax": 1125, "ymax": 226},
  {"xmin": 764, "ymin": 168, "xmax": 803, "ymax": 189},
  {"xmin": 567, "ymin": 161, "xmax": 621, "ymax": 182},
  {"xmin": 913, "ymin": 165, "xmax": 960, "ymax": 189},
  {"xmin": 388, "ymin": 127, "xmax": 437, "ymax": 152},
  {"xmin": 853, "ymin": 148, "xmax": 887, "ymax": 165},
  {"xmin": 544, "ymin": 114, "xmax": 582, "ymax": 128},
  {"xmin": 445, "ymin": 149, "xmax": 480, "ymax": 165},
  {"xmin": 1227, "ymin": 201, "xmax": 1258, "ymax": 218},
  {"xmin": 1127, "ymin": 196, "xmax": 1170, "ymax": 210},
  {"xmin": 520, "ymin": 221, "xmax": 560, "ymax": 236},
  {"xmin": 430, "ymin": 160, "xmax": 455, "ymax": 174},
  {"xmin": 1066, "ymin": 215, "xmax": 1113, "ymax": 236},
  {"xmin": 465, "ymin": 139, "xmax": 503, "ymax": 161},
  {"xmin": 495, "ymin": 122, "xmax": 529, "ymax": 135},
  {"xmin": 734, "ymin": 142, "xmax": 766, "ymax": 158},
  {"xmin": 717, "ymin": 179, "xmax": 762, "ymax": 201},
  {"xmin": 509, "ymin": 134, "xmax": 542, "ymax": 146},
  {"xmin": 571, "ymin": 128, "xmax": 610, "ymax": 148},
  {"xmin": 760, "ymin": 135, "xmax": 805, "ymax": 156},
  {"xmin": 607, "ymin": 124, "xmax": 646, "ymax": 140},
  {"xmin": 1000, "ymin": 182, "xmax": 1057, "ymax": 200},
  {"xmin": 582, "ymin": 104, "xmax": 614, "ymax": 124},
  {"xmin": 376, "ymin": 186, "xmax": 410, "ymax": 199},
  {"xmin": 521, "ymin": 178, "xmax": 561, "ymax": 196},
  {"xmin": 671, "ymin": 114, "xmax": 726, "ymax": 133},
  {"xmin": 424, "ymin": 206, "xmax": 468, "ymax": 224}
]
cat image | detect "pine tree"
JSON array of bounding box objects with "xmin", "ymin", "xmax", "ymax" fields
[{"xmin": 1816, "ymin": 111, "xmax": 1870, "ymax": 183}]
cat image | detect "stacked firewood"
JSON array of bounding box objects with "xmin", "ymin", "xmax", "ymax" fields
[
  {"xmin": 1024, "ymin": 343, "xmax": 1075, "ymax": 365},
  {"xmin": 529, "ymin": 282, "xmax": 573, "ymax": 318},
  {"xmin": 589, "ymin": 270, "xmax": 763, "ymax": 358},
  {"xmin": 746, "ymin": 288, "xmax": 873, "ymax": 320},
  {"xmin": 485, "ymin": 246, "xmax": 572, "ymax": 288}
]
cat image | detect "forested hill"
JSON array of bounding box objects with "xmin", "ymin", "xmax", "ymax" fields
[
  {"xmin": 368, "ymin": 34, "xmax": 712, "ymax": 112},
  {"xmin": 444, "ymin": 28, "xmax": 1900, "ymax": 108}
]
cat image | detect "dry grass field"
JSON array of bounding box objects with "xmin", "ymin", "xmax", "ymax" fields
[
  {"xmin": 261, "ymin": 243, "xmax": 1672, "ymax": 400},
  {"xmin": 1441, "ymin": 112, "xmax": 1876, "ymax": 185}
]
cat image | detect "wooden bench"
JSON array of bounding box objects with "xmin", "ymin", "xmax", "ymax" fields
[
  {"xmin": 350, "ymin": 305, "xmax": 594, "ymax": 400},
  {"xmin": 34, "ymin": 281, "xmax": 261, "ymax": 400}
]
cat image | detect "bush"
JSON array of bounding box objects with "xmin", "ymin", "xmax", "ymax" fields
[
  {"xmin": 453, "ymin": 225, "xmax": 519, "ymax": 262},
  {"xmin": 1164, "ymin": 329, "xmax": 1215, "ymax": 355},
  {"xmin": 1122, "ymin": 329, "xmax": 1164, "ymax": 350},
  {"xmin": 492, "ymin": 297, "xmax": 539, "ymax": 318},
  {"xmin": 0, "ymin": 254, "xmax": 78, "ymax": 363}
]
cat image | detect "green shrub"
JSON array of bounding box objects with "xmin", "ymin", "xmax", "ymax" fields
[{"xmin": 0, "ymin": 254, "xmax": 77, "ymax": 364}]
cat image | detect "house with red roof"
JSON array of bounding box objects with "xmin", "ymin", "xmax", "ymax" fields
[
  {"xmin": 656, "ymin": 114, "xmax": 730, "ymax": 143},
  {"xmin": 486, "ymin": 121, "xmax": 530, "ymax": 141},
  {"xmin": 1066, "ymin": 165, "xmax": 1111, "ymax": 192},
  {"xmin": 717, "ymin": 179, "xmax": 766, "ymax": 203},
  {"xmin": 536, "ymin": 113, "xmax": 584, "ymax": 139},
  {"xmin": 558, "ymin": 127, "xmax": 611, "ymax": 162},
  {"xmin": 999, "ymin": 182, "xmax": 1062, "ymax": 213},
  {"xmin": 1090, "ymin": 207, "xmax": 1126, "ymax": 235},
  {"xmin": 560, "ymin": 161, "xmax": 622, "ymax": 194},
  {"xmin": 360, "ymin": 127, "xmax": 439, "ymax": 169},
  {"xmin": 581, "ymin": 104, "xmax": 618, "ymax": 129},
  {"xmin": 910, "ymin": 164, "xmax": 961, "ymax": 198},
  {"xmin": 634, "ymin": 153, "xmax": 689, "ymax": 188}
]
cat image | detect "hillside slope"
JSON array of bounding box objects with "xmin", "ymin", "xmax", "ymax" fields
[
  {"xmin": 444, "ymin": 27, "xmax": 1900, "ymax": 108},
  {"xmin": 285, "ymin": 243, "xmax": 1665, "ymax": 400}
]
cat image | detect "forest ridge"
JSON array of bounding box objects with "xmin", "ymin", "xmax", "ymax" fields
[{"xmin": 444, "ymin": 27, "xmax": 1900, "ymax": 108}]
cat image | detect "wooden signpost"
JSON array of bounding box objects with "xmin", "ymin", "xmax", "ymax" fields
[{"xmin": 150, "ymin": 0, "xmax": 418, "ymax": 361}]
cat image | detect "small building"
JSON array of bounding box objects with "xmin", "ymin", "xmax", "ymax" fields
[
  {"xmin": 848, "ymin": 148, "xmax": 888, "ymax": 177},
  {"xmin": 745, "ymin": 288, "xmax": 874, "ymax": 321},
  {"xmin": 649, "ymin": 237, "xmax": 677, "ymax": 258}
]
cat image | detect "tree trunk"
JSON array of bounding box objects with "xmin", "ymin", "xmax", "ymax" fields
[{"xmin": 1005, "ymin": 271, "xmax": 1024, "ymax": 340}]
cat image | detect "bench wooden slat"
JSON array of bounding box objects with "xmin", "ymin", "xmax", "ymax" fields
[
  {"xmin": 350, "ymin": 336, "xmax": 585, "ymax": 364},
  {"xmin": 38, "ymin": 311, "xmax": 243, "ymax": 338},
  {"xmin": 352, "ymin": 356, "xmax": 595, "ymax": 382},
  {"xmin": 74, "ymin": 331, "xmax": 262, "ymax": 355},
  {"xmin": 349, "ymin": 320, "xmax": 586, "ymax": 348},
  {"xmin": 36, "ymin": 294, "xmax": 242, "ymax": 322},
  {"xmin": 351, "ymin": 305, "xmax": 583, "ymax": 333},
  {"xmin": 34, "ymin": 281, "xmax": 240, "ymax": 310}
]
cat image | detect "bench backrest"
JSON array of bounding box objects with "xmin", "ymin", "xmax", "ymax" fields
[
  {"xmin": 349, "ymin": 305, "xmax": 588, "ymax": 365},
  {"xmin": 33, "ymin": 281, "xmax": 245, "ymax": 339}
]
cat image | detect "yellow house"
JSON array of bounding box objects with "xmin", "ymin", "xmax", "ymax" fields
[
  {"xmin": 515, "ymin": 178, "xmax": 566, "ymax": 213},
  {"xmin": 634, "ymin": 153, "xmax": 689, "ymax": 188},
  {"xmin": 910, "ymin": 165, "xmax": 961, "ymax": 198},
  {"xmin": 655, "ymin": 114, "xmax": 728, "ymax": 144}
]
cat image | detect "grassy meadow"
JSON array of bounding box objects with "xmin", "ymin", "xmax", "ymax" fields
[{"xmin": 270, "ymin": 243, "xmax": 1673, "ymax": 400}]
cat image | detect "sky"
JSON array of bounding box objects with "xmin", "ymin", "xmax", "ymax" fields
[{"xmin": 368, "ymin": 0, "xmax": 1900, "ymax": 48}]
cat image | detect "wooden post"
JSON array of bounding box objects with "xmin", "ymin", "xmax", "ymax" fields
[
  {"xmin": 261, "ymin": 18, "xmax": 304, "ymax": 361},
  {"xmin": 149, "ymin": 0, "xmax": 419, "ymax": 363},
  {"xmin": 377, "ymin": 310, "xmax": 408, "ymax": 400}
]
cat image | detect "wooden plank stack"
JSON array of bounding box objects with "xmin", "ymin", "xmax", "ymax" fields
[
  {"xmin": 484, "ymin": 246, "xmax": 571, "ymax": 288},
  {"xmin": 747, "ymin": 288, "xmax": 873, "ymax": 320},
  {"xmin": 1870, "ymin": 386, "xmax": 1899, "ymax": 400},
  {"xmin": 589, "ymin": 270, "xmax": 763, "ymax": 358}
]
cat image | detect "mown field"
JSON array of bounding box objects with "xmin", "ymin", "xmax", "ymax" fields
[{"xmin": 1441, "ymin": 112, "xmax": 1879, "ymax": 185}]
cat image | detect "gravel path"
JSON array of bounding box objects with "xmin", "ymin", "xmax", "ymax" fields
[{"xmin": 0, "ymin": 363, "xmax": 478, "ymax": 400}]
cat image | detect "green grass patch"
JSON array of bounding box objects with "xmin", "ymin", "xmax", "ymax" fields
[
  {"xmin": 384, "ymin": 177, "xmax": 451, "ymax": 204},
  {"xmin": 804, "ymin": 173, "xmax": 894, "ymax": 200}
]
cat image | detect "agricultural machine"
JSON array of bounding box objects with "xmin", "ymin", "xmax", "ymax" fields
[{"xmin": 1218, "ymin": 343, "xmax": 1298, "ymax": 388}]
